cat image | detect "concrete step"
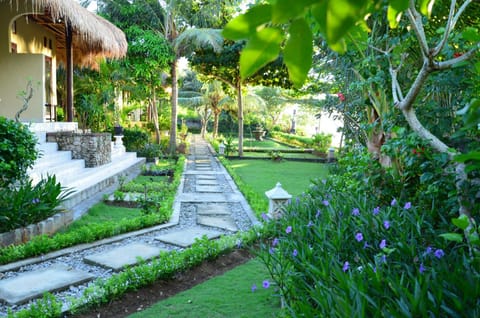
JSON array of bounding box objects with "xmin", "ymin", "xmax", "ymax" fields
[
  {"xmin": 32, "ymin": 149, "xmax": 73, "ymax": 169},
  {"xmin": 36, "ymin": 141, "xmax": 58, "ymax": 153},
  {"xmin": 61, "ymin": 154, "xmax": 145, "ymax": 212},
  {"xmin": 29, "ymin": 159, "xmax": 86, "ymax": 185}
]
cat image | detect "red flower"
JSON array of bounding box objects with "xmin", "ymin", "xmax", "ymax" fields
[
  {"xmin": 453, "ymin": 52, "xmax": 462, "ymax": 58},
  {"xmin": 337, "ymin": 92, "xmax": 345, "ymax": 102}
]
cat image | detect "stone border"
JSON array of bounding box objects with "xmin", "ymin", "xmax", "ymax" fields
[{"xmin": 0, "ymin": 210, "xmax": 74, "ymax": 247}]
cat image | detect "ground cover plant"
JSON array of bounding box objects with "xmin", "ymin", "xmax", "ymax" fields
[{"xmin": 257, "ymin": 175, "xmax": 480, "ymax": 317}]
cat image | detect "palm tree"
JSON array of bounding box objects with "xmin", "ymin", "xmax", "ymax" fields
[{"xmin": 162, "ymin": 0, "xmax": 239, "ymax": 154}]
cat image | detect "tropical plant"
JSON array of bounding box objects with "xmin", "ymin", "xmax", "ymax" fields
[
  {"xmin": 0, "ymin": 176, "xmax": 71, "ymax": 233},
  {"xmin": 0, "ymin": 116, "xmax": 38, "ymax": 188},
  {"xmin": 258, "ymin": 177, "xmax": 479, "ymax": 317}
]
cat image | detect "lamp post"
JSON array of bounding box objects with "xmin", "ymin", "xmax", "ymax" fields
[{"xmin": 265, "ymin": 182, "xmax": 292, "ymax": 219}]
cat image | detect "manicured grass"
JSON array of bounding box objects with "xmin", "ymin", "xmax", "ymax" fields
[
  {"xmin": 229, "ymin": 159, "xmax": 329, "ymax": 197},
  {"xmin": 129, "ymin": 175, "xmax": 168, "ymax": 183},
  {"xmin": 241, "ymin": 152, "xmax": 320, "ymax": 159},
  {"xmin": 127, "ymin": 258, "xmax": 280, "ymax": 318},
  {"xmin": 62, "ymin": 203, "xmax": 142, "ymax": 232},
  {"xmin": 242, "ymin": 138, "xmax": 292, "ymax": 149}
]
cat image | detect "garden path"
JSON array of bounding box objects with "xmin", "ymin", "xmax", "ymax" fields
[{"xmin": 0, "ymin": 135, "xmax": 259, "ymax": 316}]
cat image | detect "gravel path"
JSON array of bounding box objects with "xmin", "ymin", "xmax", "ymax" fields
[{"xmin": 0, "ymin": 135, "xmax": 259, "ymax": 317}]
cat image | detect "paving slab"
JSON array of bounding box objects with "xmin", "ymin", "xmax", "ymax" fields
[
  {"xmin": 196, "ymin": 204, "xmax": 231, "ymax": 215},
  {"xmin": 83, "ymin": 243, "xmax": 165, "ymax": 271},
  {"xmin": 197, "ymin": 215, "xmax": 238, "ymax": 232},
  {"xmin": 196, "ymin": 175, "xmax": 217, "ymax": 180},
  {"xmin": 196, "ymin": 179, "xmax": 218, "ymax": 185},
  {"xmin": 155, "ymin": 227, "xmax": 222, "ymax": 247},
  {"xmin": 195, "ymin": 167, "xmax": 212, "ymax": 171},
  {"xmin": 0, "ymin": 265, "xmax": 93, "ymax": 305},
  {"xmin": 196, "ymin": 185, "xmax": 222, "ymax": 193}
]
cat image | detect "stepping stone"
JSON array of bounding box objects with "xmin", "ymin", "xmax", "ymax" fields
[
  {"xmin": 196, "ymin": 204, "xmax": 231, "ymax": 215},
  {"xmin": 83, "ymin": 243, "xmax": 165, "ymax": 271},
  {"xmin": 196, "ymin": 185, "xmax": 222, "ymax": 193},
  {"xmin": 195, "ymin": 160, "xmax": 210, "ymax": 164},
  {"xmin": 196, "ymin": 166, "xmax": 212, "ymax": 170},
  {"xmin": 197, "ymin": 175, "xmax": 216, "ymax": 180},
  {"xmin": 197, "ymin": 215, "xmax": 239, "ymax": 232},
  {"xmin": 196, "ymin": 179, "xmax": 217, "ymax": 185},
  {"xmin": 155, "ymin": 227, "xmax": 223, "ymax": 247},
  {"xmin": 0, "ymin": 265, "xmax": 93, "ymax": 305}
]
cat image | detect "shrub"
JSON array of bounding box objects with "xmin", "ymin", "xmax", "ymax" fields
[
  {"xmin": 269, "ymin": 131, "xmax": 312, "ymax": 147},
  {"xmin": 0, "ymin": 117, "xmax": 38, "ymax": 187},
  {"xmin": 258, "ymin": 178, "xmax": 479, "ymax": 317},
  {"xmin": 137, "ymin": 143, "xmax": 164, "ymax": 159},
  {"xmin": 312, "ymin": 133, "xmax": 332, "ymax": 153},
  {"xmin": 122, "ymin": 127, "xmax": 149, "ymax": 152},
  {"xmin": 0, "ymin": 175, "xmax": 71, "ymax": 233},
  {"xmin": 0, "ymin": 156, "xmax": 185, "ymax": 264}
]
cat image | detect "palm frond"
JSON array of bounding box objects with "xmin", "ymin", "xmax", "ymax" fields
[{"xmin": 174, "ymin": 28, "xmax": 224, "ymax": 55}]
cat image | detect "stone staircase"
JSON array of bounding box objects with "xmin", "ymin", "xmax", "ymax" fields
[{"xmin": 28, "ymin": 130, "xmax": 146, "ymax": 218}]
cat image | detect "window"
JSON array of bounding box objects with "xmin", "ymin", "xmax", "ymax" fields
[
  {"xmin": 11, "ymin": 21, "xmax": 17, "ymax": 34},
  {"xmin": 11, "ymin": 42, "xmax": 17, "ymax": 53}
]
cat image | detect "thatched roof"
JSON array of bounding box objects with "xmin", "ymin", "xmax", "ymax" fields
[{"xmin": 6, "ymin": 0, "xmax": 127, "ymax": 67}]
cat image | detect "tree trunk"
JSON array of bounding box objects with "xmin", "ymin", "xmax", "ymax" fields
[
  {"xmin": 169, "ymin": 58, "xmax": 178, "ymax": 155},
  {"xmin": 213, "ymin": 110, "xmax": 220, "ymax": 139},
  {"xmin": 236, "ymin": 80, "xmax": 243, "ymax": 157},
  {"xmin": 200, "ymin": 104, "xmax": 209, "ymax": 138},
  {"xmin": 402, "ymin": 106, "xmax": 471, "ymax": 219},
  {"xmin": 151, "ymin": 87, "xmax": 160, "ymax": 144}
]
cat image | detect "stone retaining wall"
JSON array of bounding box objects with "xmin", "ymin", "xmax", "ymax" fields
[
  {"xmin": 0, "ymin": 210, "xmax": 74, "ymax": 247},
  {"xmin": 47, "ymin": 132, "xmax": 112, "ymax": 167}
]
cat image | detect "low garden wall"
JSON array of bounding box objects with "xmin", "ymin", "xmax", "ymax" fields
[
  {"xmin": 0, "ymin": 210, "xmax": 74, "ymax": 247},
  {"xmin": 47, "ymin": 132, "xmax": 112, "ymax": 167}
]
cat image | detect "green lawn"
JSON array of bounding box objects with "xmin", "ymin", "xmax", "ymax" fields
[
  {"xmin": 242, "ymin": 138, "xmax": 292, "ymax": 149},
  {"xmin": 127, "ymin": 258, "xmax": 280, "ymax": 318},
  {"xmin": 240, "ymin": 152, "xmax": 320, "ymax": 160},
  {"xmin": 62, "ymin": 203, "xmax": 142, "ymax": 232},
  {"xmin": 229, "ymin": 159, "xmax": 328, "ymax": 197},
  {"xmin": 129, "ymin": 175, "xmax": 169, "ymax": 183}
]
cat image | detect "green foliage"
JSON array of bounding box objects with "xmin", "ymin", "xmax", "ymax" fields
[
  {"xmin": 122, "ymin": 127, "xmax": 150, "ymax": 152},
  {"xmin": 269, "ymin": 131, "xmax": 332, "ymax": 150},
  {"xmin": 8, "ymin": 293, "xmax": 62, "ymax": 318},
  {"xmin": 68, "ymin": 229, "xmax": 262, "ymax": 315},
  {"xmin": 75, "ymin": 94, "xmax": 111, "ymax": 132},
  {"xmin": 113, "ymin": 190, "xmax": 125, "ymax": 202},
  {"xmin": 223, "ymin": 0, "xmax": 411, "ymax": 86},
  {"xmin": 0, "ymin": 117, "xmax": 38, "ymax": 187},
  {"xmin": 219, "ymin": 157, "xmax": 268, "ymax": 215},
  {"xmin": 137, "ymin": 143, "xmax": 165, "ymax": 159},
  {"xmin": 269, "ymin": 150, "xmax": 283, "ymax": 162},
  {"xmin": 312, "ymin": 133, "xmax": 333, "ymax": 153},
  {"xmin": 0, "ymin": 176, "xmax": 71, "ymax": 233},
  {"xmin": 258, "ymin": 179, "xmax": 480, "ymax": 317},
  {"xmin": 0, "ymin": 157, "xmax": 185, "ymax": 265}
]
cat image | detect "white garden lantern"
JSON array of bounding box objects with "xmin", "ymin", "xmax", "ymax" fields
[
  {"xmin": 265, "ymin": 182, "xmax": 292, "ymax": 219},
  {"xmin": 218, "ymin": 142, "xmax": 225, "ymax": 155},
  {"xmin": 327, "ymin": 147, "xmax": 335, "ymax": 161}
]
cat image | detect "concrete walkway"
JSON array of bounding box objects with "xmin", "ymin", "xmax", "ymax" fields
[{"xmin": 0, "ymin": 135, "xmax": 259, "ymax": 313}]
